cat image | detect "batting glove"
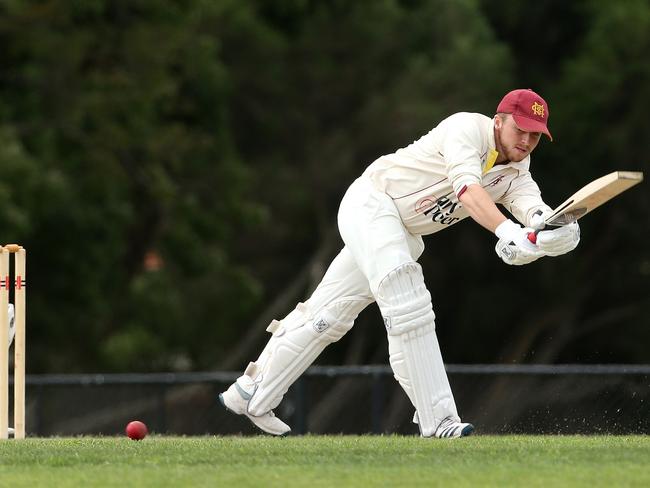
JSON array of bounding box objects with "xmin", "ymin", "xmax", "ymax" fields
[
  {"xmin": 536, "ymin": 223, "xmax": 580, "ymax": 256},
  {"xmin": 494, "ymin": 219, "xmax": 545, "ymax": 265},
  {"xmin": 529, "ymin": 209, "xmax": 551, "ymax": 230}
]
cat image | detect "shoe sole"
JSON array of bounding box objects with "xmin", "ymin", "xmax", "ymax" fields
[{"xmin": 218, "ymin": 393, "xmax": 290, "ymax": 437}]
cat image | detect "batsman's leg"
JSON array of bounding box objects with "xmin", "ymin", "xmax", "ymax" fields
[
  {"xmin": 338, "ymin": 176, "xmax": 472, "ymax": 438},
  {"xmin": 219, "ymin": 247, "xmax": 373, "ymax": 435},
  {"xmin": 376, "ymin": 263, "xmax": 473, "ymax": 438}
]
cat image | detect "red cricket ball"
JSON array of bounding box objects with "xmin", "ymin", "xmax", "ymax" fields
[{"xmin": 126, "ymin": 420, "xmax": 148, "ymax": 440}]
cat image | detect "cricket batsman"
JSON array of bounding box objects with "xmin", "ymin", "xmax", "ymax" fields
[{"xmin": 219, "ymin": 89, "xmax": 580, "ymax": 438}]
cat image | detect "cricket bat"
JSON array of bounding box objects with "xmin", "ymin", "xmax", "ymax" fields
[{"xmin": 528, "ymin": 171, "xmax": 644, "ymax": 243}]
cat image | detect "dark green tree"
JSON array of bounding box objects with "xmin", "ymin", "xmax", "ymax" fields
[
  {"xmin": 0, "ymin": 0, "xmax": 646, "ymax": 375},
  {"xmin": 0, "ymin": 0, "xmax": 264, "ymax": 371}
]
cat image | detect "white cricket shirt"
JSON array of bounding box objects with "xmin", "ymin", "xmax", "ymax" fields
[{"xmin": 363, "ymin": 112, "xmax": 550, "ymax": 236}]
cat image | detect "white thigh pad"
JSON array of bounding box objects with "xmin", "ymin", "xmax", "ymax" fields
[
  {"xmin": 376, "ymin": 263, "xmax": 459, "ymax": 436},
  {"xmin": 246, "ymin": 296, "xmax": 369, "ymax": 416}
]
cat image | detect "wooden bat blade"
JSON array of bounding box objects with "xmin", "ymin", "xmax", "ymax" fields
[{"xmin": 545, "ymin": 171, "xmax": 644, "ymax": 226}]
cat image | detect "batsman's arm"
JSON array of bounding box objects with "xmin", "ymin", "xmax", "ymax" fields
[
  {"xmin": 457, "ymin": 183, "xmax": 508, "ymax": 232},
  {"xmin": 497, "ymin": 172, "xmax": 553, "ymax": 228},
  {"xmin": 459, "ymin": 183, "xmax": 541, "ymax": 255},
  {"xmin": 495, "ymin": 172, "xmax": 554, "ymax": 243}
]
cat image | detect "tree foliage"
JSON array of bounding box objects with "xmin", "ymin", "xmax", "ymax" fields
[{"xmin": 0, "ymin": 0, "xmax": 647, "ymax": 372}]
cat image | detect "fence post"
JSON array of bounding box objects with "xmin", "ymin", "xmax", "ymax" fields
[
  {"xmin": 293, "ymin": 378, "xmax": 307, "ymax": 434},
  {"xmin": 157, "ymin": 385, "xmax": 167, "ymax": 433},
  {"xmin": 371, "ymin": 371, "xmax": 384, "ymax": 434}
]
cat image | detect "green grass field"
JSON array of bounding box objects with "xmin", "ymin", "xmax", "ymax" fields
[{"xmin": 1, "ymin": 435, "xmax": 648, "ymax": 487}]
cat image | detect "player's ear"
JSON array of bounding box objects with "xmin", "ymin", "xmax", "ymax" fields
[{"xmin": 494, "ymin": 114, "xmax": 502, "ymax": 130}]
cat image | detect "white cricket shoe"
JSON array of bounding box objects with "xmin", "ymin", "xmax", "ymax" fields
[
  {"xmin": 434, "ymin": 416, "xmax": 474, "ymax": 438},
  {"xmin": 219, "ymin": 377, "xmax": 291, "ymax": 436}
]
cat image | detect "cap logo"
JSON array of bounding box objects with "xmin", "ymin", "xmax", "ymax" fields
[{"xmin": 531, "ymin": 101, "xmax": 545, "ymax": 118}]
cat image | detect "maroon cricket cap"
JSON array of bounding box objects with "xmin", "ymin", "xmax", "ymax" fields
[{"xmin": 496, "ymin": 89, "xmax": 552, "ymax": 141}]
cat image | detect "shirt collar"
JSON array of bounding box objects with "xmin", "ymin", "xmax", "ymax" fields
[
  {"xmin": 488, "ymin": 116, "xmax": 497, "ymax": 152},
  {"xmin": 485, "ymin": 116, "xmax": 531, "ymax": 174}
]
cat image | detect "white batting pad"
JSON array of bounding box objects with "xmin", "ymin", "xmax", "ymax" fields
[
  {"xmin": 247, "ymin": 296, "xmax": 369, "ymax": 416},
  {"xmin": 235, "ymin": 248, "xmax": 373, "ymax": 417},
  {"xmin": 376, "ymin": 263, "xmax": 459, "ymax": 437}
]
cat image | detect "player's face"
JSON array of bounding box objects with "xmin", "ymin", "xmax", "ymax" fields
[{"xmin": 494, "ymin": 115, "xmax": 542, "ymax": 163}]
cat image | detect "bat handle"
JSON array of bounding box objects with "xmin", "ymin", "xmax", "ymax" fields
[{"xmin": 527, "ymin": 231, "xmax": 538, "ymax": 244}]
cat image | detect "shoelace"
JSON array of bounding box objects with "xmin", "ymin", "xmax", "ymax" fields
[{"xmin": 436, "ymin": 418, "xmax": 461, "ymax": 437}]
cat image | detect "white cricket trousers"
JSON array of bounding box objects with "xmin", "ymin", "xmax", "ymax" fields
[{"xmin": 337, "ymin": 176, "xmax": 425, "ymax": 293}]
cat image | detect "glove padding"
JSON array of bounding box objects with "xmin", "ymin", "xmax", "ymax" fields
[
  {"xmin": 528, "ymin": 209, "xmax": 580, "ymax": 256},
  {"xmin": 495, "ymin": 238, "xmax": 545, "ymax": 265},
  {"xmin": 494, "ymin": 219, "xmax": 545, "ymax": 265},
  {"xmin": 536, "ymin": 222, "xmax": 580, "ymax": 256},
  {"xmin": 530, "ymin": 209, "xmax": 551, "ymax": 230}
]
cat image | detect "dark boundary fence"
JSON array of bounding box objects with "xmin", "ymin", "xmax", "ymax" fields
[{"xmin": 12, "ymin": 364, "xmax": 650, "ymax": 436}]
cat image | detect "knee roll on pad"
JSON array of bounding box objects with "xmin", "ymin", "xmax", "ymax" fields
[
  {"xmin": 376, "ymin": 262, "xmax": 435, "ymax": 336},
  {"xmin": 246, "ymin": 296, "xmax": 368, "ymax": 416}
]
